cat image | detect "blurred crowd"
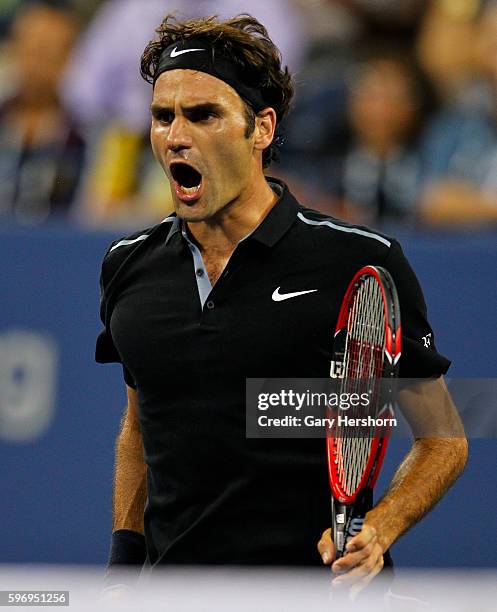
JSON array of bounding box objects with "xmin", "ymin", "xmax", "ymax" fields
[{"xmin": 1, "ymin": 0, "xmax": 497, "ymax": 229}]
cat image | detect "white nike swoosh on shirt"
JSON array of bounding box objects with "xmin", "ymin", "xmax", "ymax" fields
[
  {"xmin": 170, "ymin": 47, "xmax": 206, "ymax": 58},
  {"xmin": 272, "ymin": 287, "xmax": 318, "ymax": 302}
]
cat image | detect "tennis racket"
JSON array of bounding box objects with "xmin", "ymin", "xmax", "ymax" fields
[{"xmin": 327, "ymin": 265, "xmax": 401, "ymax": 559}]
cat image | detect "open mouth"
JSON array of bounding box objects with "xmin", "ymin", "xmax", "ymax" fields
[{"xmin": 170, "ymin": 162, "xmax": 203, "ymax": 198}]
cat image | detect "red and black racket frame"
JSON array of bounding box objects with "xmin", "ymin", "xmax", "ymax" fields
[{"xmin": 327, "ymin": 266, "xmax": 401, "ymax": 559}]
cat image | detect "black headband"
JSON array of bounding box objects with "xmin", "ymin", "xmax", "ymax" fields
[{"xmin": 153, "ymin": 39, "xmax": 268, "ymax": 112}]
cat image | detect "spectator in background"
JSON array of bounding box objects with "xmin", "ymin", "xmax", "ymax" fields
[
  {"xmin": 339, "ymin": 48, "xmax": 436, "ymax": 225},
  {"xmin": 280, "ymin": 41, "xmax": 434, "ymax": 225},
  {"xmin": 274, "ymin": 0, "xmax": 361, "ymax": 214},
  {"xmin": 416, "ymin": 0, "xmax": 480, "ymax": 107},
  {"xmin": 0, "ymin": 2, "xmax": 85, "ymax": 225},
  {"xmin": 275, "ymin": 0, "xmax": 431, "ymax": 219},
  {"xmin": 418, "ymin": 0, "xmax": 497, "ymax": 225}
]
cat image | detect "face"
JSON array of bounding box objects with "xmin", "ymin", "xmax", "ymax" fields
[
  {"xmin": 349, "ymin": 60, "xmax": 418, "ymax": 152},
  {"xmin": 417, "ymin": 4, "xmax": 476, "ymax": 96},
  {"xmin": 10, "ymin": 7, "xmax": 77, "ymax": 104},
  {"xmin": 150, "ymin": 69, "xmax": 260, "ymax": 222}
]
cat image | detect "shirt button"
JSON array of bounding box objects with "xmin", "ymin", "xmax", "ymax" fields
[
  {"xmin": 196, "ymin": 268, "xmax": 204, "ymax": 277},
  {"xmin": 206, "ymin": 300, "xmax": 215, "ymax": 310}
]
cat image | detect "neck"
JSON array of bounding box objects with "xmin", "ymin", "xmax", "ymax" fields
[{"xmin": 187, "ymin": 172, "xmax": 278, "ymax": 253}]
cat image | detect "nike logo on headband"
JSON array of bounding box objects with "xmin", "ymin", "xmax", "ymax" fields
[{"xmin": 170, "ymin": 47, "xmax": 206, "ymax": 58}]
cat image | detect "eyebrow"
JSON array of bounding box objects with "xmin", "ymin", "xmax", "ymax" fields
[{"xmin": 150, "ymin": 102, "xmax": 225, "ymax": 116}]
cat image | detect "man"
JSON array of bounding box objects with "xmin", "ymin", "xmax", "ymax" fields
[
  {"xmin": 96, "ymin": 14, "xmax": 467, "ymax": 596},
  {"xmin": 0, "ymin": 2, "xmax": 84, "ymax": 224}
]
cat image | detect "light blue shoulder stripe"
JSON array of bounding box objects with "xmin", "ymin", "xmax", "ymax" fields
[
  {"xmin": 297, "ymin": 212, "xmax": 391, "ymax": 247},
  {"xmin": 109, "ymin": 217, "xmax": 175, "ymax": 252},
  {"xmin": 109, "ymin": 235, "xmax": 149, "ymax": 252}
]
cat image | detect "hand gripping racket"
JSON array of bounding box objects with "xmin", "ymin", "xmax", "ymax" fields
[{"xmin": 327, "ymin": 265, "xmax": 401, "ymax": 559}]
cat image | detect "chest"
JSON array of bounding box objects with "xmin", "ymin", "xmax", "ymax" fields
[
  {"xmin": 201, "ymin": 248, "xmax": 233, "ymax": 286},
  {"xmin": 109, "ymin": 246, "xmax": 346, "ymax": 386}
]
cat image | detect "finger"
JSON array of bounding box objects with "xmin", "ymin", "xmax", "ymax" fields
[
  {"xmin": 332, "ymin": 559, "xmax": 374, "ymax": 586},
  {"xmin": 349, "ymin": 556, "xmax": 384, "ymax": 600},
  {"xmin": 345, "ymin": 524, "xmax": 377, "ymax": 553},
  {"xmin": 317, "ymin": 528, "xmax": 335, "ymax": 565},
  {"xmin": 332, "ymin": 539, "xmax": 376, "ymax": 574},
  {"xmin": 332, "ymin": 546, "xmax": 383, "ymax": 586}
]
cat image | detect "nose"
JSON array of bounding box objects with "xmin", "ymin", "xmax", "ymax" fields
[{"xmin": 166, "ymin": 116, "xmax": 193, "ymax": 153}]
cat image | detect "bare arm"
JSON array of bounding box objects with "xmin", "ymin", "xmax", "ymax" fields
[
  {"xmin": 318, "ymin": 377, "xmax": 468, "ymax": 593},
  {"xmin": 365, "ymin": 376, "xmax": 468, "ymax": 551},
  {"xmin": 112, "ymin": 386, "xmax": 147, "ymax": 533}
]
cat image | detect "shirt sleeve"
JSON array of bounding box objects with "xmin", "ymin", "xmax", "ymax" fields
[
  {"xmin": 95, "ymin": 244, "xmax": 120, "ymax": 364},
  {"xmin": 382, "ymin": 239, "xmax": 451, "ymax": 379},
  {"xmin": 95, "ymin": 247, "xmax": 137, "ymax": 389}
]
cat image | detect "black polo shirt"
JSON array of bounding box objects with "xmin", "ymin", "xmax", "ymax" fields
[{"xmin": 96, "ymin": 178, "xmax": 449, "ymax": 567}]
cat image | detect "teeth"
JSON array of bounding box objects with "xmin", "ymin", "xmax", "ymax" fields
[{"xmin": 180, "ymin": 184, "xmax": 201, "ymax": 195}]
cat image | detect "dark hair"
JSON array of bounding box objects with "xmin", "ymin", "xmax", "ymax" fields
[{"xmin": 141, "ymin": 13, "xmax": 294, "ymax": 168}]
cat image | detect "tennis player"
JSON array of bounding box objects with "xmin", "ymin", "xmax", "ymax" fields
[{"xmin": 96, "ymin": 14, "xmax": 467, "ymax": 596}]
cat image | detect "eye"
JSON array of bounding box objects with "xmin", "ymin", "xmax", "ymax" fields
[
  {"xmin": 153, "ymin": 110, "xmax": 174, "ymax": 124},
  {"xmin": 190, "ymin": 109, "xmax": 218, "ymax": 123}
]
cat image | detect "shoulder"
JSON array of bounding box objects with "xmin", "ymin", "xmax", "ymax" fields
[
  {"xmin": 100, "ymin": 215, "xmax": 176, "ymax": 289},
  {"xmin": 294, "ymin": 205, "xmax": 394, "ymax": 257}
]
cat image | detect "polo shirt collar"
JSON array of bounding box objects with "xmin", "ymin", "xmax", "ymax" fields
[
  {"xmin": 248, "ymin": 177, "xmax": 299, "ymax": 247},
  {"xmin": 164, "ymin": 177, "xmax": 298, "ymax": 248},
  {"xmin": 165, "ymin": 215, "xmax": 182, "ymax": 245}
]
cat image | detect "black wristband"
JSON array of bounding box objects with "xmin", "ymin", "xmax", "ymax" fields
[
  {"xmin": 108, "ymin": 529, "xmax": 147, "ymax": 567},
  {"xmin": 104, "ymin": 530, "xmax": 147, "ymax": 590}
]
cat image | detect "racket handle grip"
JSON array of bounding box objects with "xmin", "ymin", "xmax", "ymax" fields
[
  {"xmin": 332, "ymin": 500, "xmax": 347, "ymax": 559},
  {"xmin": 332, "ymin": 489, "xmax": 373, "ymax": 559}
]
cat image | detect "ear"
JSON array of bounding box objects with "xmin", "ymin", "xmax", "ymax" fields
[{"xmin": 253, "ymin": 107, "xmax": 277, "ymax": 152}]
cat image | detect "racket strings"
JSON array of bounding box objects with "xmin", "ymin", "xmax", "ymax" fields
[{"xmin": 335, "ymin": 276, "xmax": 386, "ymax": 496}]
